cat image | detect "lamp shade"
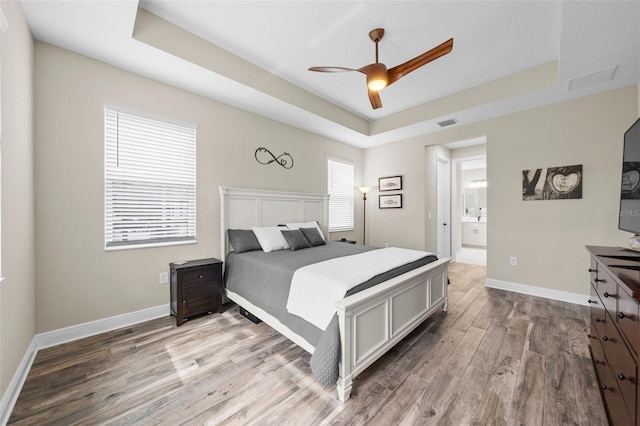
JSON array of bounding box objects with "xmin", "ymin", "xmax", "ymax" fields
[{"xmin": 357, "ymin": 186, "xmax": 372, "ymax": 194}]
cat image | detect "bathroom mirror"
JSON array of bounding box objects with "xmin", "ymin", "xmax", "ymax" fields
[{"xmin": 464, "ymin": 187, "xmax": 487, "ymax": 217}]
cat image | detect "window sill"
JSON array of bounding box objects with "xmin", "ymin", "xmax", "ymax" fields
[{"xmin": 105, "ymin": 239, "xmax": 197, "ymax": 252}]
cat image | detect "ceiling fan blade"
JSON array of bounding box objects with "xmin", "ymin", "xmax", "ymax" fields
[
  {"xmin": 308, "ymin": 66, "xmax": 356, "ymax": 73},
  {"xmin": 387, "ymin": 38, "xmax": 453, "ymax": 86},
  {"xmin": 368, "ymin": 89, "xmax": 382, "ymax": 109}
]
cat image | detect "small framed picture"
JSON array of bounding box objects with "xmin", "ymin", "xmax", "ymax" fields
[
  {"xmin": 379, "ymin": 194, "xmax": 402, "ymax": 209},
  {"xmin": 379, "ymin": 175, "xmax": 402, "ymax": 192}
]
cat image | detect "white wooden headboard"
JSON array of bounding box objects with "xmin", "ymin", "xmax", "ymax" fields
[{"xmin": 219, "ymin": 187, "xmax": 329, "ymax": 264}]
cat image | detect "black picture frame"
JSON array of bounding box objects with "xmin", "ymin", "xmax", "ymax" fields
[
  {"xmin": 379, "ymin": 194, "xmax": 403, "ymax": 209},
  {"xmin": 379, "ymin": 175, "xmax": 402, "ymax": 192}
]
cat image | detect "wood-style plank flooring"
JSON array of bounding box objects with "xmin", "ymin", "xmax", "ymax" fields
[{"xmin": 8, "ymin": 262, "xmax": 608, "ymax": 425}]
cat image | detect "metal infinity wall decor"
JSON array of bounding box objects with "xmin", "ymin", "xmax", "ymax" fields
[{"xmin": 255, "ymin": 147, "xmax": 294, "ymax": 169}]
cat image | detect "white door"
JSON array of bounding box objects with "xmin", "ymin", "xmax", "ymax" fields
[{"xmin": 436, "ymin": 156, "xmax": 451, "ymax": 258}]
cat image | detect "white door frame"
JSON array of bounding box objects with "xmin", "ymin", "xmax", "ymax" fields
[{"xmin": 436, "ymin": 155, "xmax": 451, "ymax": 258}]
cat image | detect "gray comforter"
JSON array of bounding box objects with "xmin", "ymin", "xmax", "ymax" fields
[{"xmin": 224, "ymin": 242, "xmax": 437, "ymax": 386}]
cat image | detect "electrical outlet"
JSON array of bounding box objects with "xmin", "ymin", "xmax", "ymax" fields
[
  {"xmin": 509, "ymin": 257, "xmax": 518, "ymax": 266},
  {"xmin": 384, "ymin": 242, "xmax": 389, "ymax": 248},
  {"xmin": 159, "ymin": 272, "xmax": 169, "ymax": 284}
]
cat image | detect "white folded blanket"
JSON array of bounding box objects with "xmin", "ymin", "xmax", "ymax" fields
[{"xmin": 286, "ymin": 247, "xmax": 431, "ymax": 330}]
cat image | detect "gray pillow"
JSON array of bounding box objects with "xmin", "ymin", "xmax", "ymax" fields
[
  {"xmin": 228, "ymin": 229, "xmax": 262, "ymax": 253},
  {"xmin": 300, "ymin": 227, "xmax": 326, "ymax": 247},
  {"xmin": 281, "ymin": 229, "xmax": 312, "ymax": 251}
]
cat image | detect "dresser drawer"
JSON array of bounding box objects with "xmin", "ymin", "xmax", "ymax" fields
[
  {"xmin": 590, "ymin": 322, "xmax": 607, "ymax": 387},
  {"xmin": 182, "ymin": 267, "xmax": 217, "ymax": 287},
  {"xmin": 603, "ymin": 364, "xmax": 635, "ymax": 426},
  {"xmin": 617, "ymin": 285, "xmax": 640, "ymax": 356},
  {"xmin": 590, "ymin": 256, "xmax": 599, "ymax": 286},
  {"xmin": 590, "ymin": 284, "xmax": 607, "ymax": 338},
  {"xmin": 604, "ymin": 312, "xmax": 638, "ymax": 419},
  {"xmin": 596, "ymin": 267, "xmax": 618, "ymax": 314}
]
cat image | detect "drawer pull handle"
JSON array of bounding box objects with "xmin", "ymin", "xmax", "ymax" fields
[
  {"xmin": 601, "ymin": 384, "xmax": 608, "ymax": 391},
  {"xmin": 619, "ymin": 312, "xmax": 627, "ymax": 319},
  {"xmin": 587, "ymin": 299, "xmax": 597, "ymax": 304},
  {"xmin": 618, "ymin": 373, "xmax": 630, "ymax": 381},
  {"xmin": 199, "ymin": 275, "xmax": 203, "ymax": 279},
  {"xmin": 595, "ymin": 278, "xmax": 604, "ymax": 283},
  {"xmin": 594, "ymin": 359, "xmax": 601, "ymax": 365},
  {"xmin": 588, "ymin": 268, "xmax": 596, "ymax": 273},
  {"xmin": 587, "ymin": 334, "xmax": 595, "ymax": 339},
  {"xmin": 603, "ymin": 292, "xmax": 613, "ymax": 298},
  {"xmin": 595, "ymin": 318, "xmax": 601, "ymax": 323},
  {"xmin": 602, "ymin": 336, "xmax": 609, "ymax": 341}
]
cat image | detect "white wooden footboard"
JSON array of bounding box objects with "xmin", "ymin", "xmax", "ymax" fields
[{"xmin": 335, "ymin": 257, "xmax": 449, "ymax": 402}]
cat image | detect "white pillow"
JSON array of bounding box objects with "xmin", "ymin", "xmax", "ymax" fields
[
  {"xmin": 252, "ymin": 226, "xmax": 290, "ymax": 252},
  {"xmin": 285, "ymin": 221, "xmax": 326, "ymax": 241}
]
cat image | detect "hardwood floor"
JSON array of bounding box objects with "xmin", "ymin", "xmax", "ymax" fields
[{"xmin": 8, "ymin": 262, "xmax": 608, "ymax": 425}]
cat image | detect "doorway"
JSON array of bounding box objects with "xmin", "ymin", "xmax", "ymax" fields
[{"xmin": 455, "ymin": 156, "xmax": 487, "ymax": 265}]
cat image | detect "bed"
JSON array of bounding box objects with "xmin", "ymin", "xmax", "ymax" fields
[{"xmin": 219, "ymin": 187, "xmax": 449, "ymax": 402}]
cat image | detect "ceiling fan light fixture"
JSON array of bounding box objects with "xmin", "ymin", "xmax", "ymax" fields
[
  {"xmin": 367, "ymin": 77, "xmax": 387, "ymax": 92},
  {"xmin": 366, "ymin": 63, "xmax": 388, "ymax": 91}
]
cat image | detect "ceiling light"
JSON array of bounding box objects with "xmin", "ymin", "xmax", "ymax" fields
[{"xmin": 366, "ymin": 63, "xmax": 388, "ymax": 92}]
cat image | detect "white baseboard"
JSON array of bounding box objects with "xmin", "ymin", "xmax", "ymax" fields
[
  {"xmin": 35, "ymin": 304, "xmax": 169, "ymax": 349},
  {"xmin": 0, "ymin": 340, "xmax": 37, "ymax": 426},
  {"xmin": 485, "ymin": 278, "xmax": 589, "ymax": 306},
  {"xmin": 0, "ymin": 304, "xmax": 169, "ymax": 425}
]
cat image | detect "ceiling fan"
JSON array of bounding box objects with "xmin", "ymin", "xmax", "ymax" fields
[{"xmin": 309, "ymin": 28, "xmax": 454, "ymax": 110}]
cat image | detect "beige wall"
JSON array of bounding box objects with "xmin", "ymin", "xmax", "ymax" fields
[
  {"xmin": 364, "ymin": 86, "xmax": 638, "ymax": 296},
  {"xmin": 34, "ymin": 42, "xmax": 363, "ymax": 333},
  {"xmin": 0, "ymin": 1, "xmax": 35, "ymax": 396}
]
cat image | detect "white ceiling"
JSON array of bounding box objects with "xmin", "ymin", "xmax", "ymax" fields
[{"xmin": 19, "ymin": 0, "xmax": 640, "ymax": 148}]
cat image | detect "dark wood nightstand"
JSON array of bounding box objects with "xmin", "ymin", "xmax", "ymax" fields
[
  {"xmin": 170, "ymin": 258, "xmax": 223, "ymax": 326},
  {"xmin": 334, "ymin": 238, "xmax": 357, "ymax": 244}
]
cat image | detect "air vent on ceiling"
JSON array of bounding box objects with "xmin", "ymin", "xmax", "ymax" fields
[
  {"xmin": 567, "ymin": 66, "xmax": 617, "ymax": 91},
  {"xmin": 437, "ymin": 118, "xmax": 458, "ymax": 127}
]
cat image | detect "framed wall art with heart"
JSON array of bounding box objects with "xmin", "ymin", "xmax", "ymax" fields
[{"xmin": 522, "ymin": 164, "xmax": 583, "ymax": 200}]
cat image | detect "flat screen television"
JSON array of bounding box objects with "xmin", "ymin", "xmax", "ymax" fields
[{"xmin": 619, "ymin": 117, "xmax": 640, "ymax": 237}]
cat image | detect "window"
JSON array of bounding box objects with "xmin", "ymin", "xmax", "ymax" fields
[
  {"xmin": 327, "ymin": 158, "xmax": 354, "ymax": 232},
  {"xmin": 105, "ymin": 106, "xmax": 196, "ymax": 249}
]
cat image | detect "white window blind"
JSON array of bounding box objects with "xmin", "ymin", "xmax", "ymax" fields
[
  {"xmin": 327, "ymin": 159, "xmax": 354, "ymax": 232},
  {"xmin": 105, "ymin": 107, "xmax": 196, "ymax": 249}
]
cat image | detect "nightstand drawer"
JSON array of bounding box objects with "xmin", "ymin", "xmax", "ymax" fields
[{"xmin": 182, "ymin": 267, "xmax": 217, "ymax": 286}]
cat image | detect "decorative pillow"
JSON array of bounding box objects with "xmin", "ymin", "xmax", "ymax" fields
[
  {"xmin": 300, "ymin": 227, "xmax": 326, "ymax": 247},
  {"xmin": 285, "ymin": 221, "xmax": 326, "ymax": 241},
  {"xmin": 227, "ymin": 229, "xmax": 262, "ymax": 253},
  {"xmin": 281, "ymin": 229, "xmax": 312, "ymax": 251},
  {"xmin": 251, "ymin": 226, "xmax": 290, "ymax": 252}
]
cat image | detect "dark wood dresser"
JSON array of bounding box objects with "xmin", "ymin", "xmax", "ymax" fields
[
  {"xmin": 170, "ymin": 258, "xmax": 223, "ymax": 326},
  {"xmin": 587, "ymin": 245, "xmax": 640, "ymax": 425}
]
